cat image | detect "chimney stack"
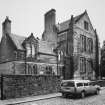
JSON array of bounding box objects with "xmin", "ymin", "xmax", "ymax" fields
[
  {"xmin": 44, "ymin": 9, "xmax": 56, "ymax": 32},
  {"xmin": 2, "ymin": 16, "xmax": 11, "ymax": 36}
]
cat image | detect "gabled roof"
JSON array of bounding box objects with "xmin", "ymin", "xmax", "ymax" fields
[
  {"xmin": 8, "ymin": 33, "xmax": 26, "ymax": 50},
  {"xmin": 57, "ymin": 19, "xmax": 70, "ymax": 32},
  {"xmin": 8, "ymin": 33, "xmax": 55, "ymax": 55},
  {"xmin": 74, "ymin": 10, "xmax": 86, "ymax": 23},
  {"xmin": 23, "ymin": 33, "xmax": 37, "ymax": 44},
  {"xmin": 57, "ymin": 11, "xmax": 86, "ymax": 32}
]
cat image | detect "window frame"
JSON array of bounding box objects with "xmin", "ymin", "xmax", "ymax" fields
[{"xmin": 84, "ymin": 21, "xmax": 89, "ymax": 30}]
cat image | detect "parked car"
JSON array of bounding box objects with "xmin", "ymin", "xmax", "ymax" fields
[{"xmin": 60, "ymin": 79, "xmax": 100, "ymax": 98}]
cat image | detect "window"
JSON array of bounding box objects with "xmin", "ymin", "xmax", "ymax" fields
[
  {"xmin": 32, "ymin": 44, "xmax": 35, "ymax": 57},
  {"xmin": 20, "ymin": 52, "xmax": 25, "ymax": 59},
  {"xmin": 33, "ymin": 64, "xmax": 37, "ymax": 74},
  {"xmin": 90, "ymin": 38, "xmax": 93, "ymax": 53},
  {"xmin": 87, "ymin": 38, "xmax": 93, "ymax": 53},
  {"xmin": 26, "ymin": 43, "xmax": 36, "ymax": 58},
  {"xmin": 26, "ymin": 44, "xmax": 31, "ymax": 57},
  {"xmin": 77, "ymin": 83, "xmax": 83, "ymax": 87},
  {"xmin": 89, "ymin": 82, "xmax": 93, "ymax": 86},
  {"xmin": 84, "ymin": 21, "xmax": 89, "ymax": 30},
  {"xmin": 90, "ymin": 82, "xmax": 96, "ymax": 86},
  {"xmin": 84, "ymin": 83, "xmax": 88, "ymax": 86},
  {"xmin": 14, "ymin": 51, "xmax": 17, "ymax": 59},
  {"xmin": 46, "ymin": 66, "xmax": 52, "ymax": 75},
  {"xmin": 82, "ymin": 35, "xmax": 84, "ymax": 52},
  {"xmin": 84, "ymin": 37, "xmax": 93, "ymax": 53},
  {"xmin": 80, "ymin": 57, "xmax": 86, "ymax": 73},
  {"xmin": 80, "ymin": 58, "xmax": 83, "ymax": 72},
  {"xmin": 80, "ymin": 35, "xmax": 86, "ymax": 52},
  {"xmin": 84, "ymin": 36, "xmax": 86, "ymax": 51},
  {"xmin": 86, "ymin": 38, "xmax": 89, "ymax": 52},
  {"xmin": 80, "ymin": 35, "xmax": 84, "ymax": 52},
  {"xmin": 61, "ymin": 82, "xmax": 75, "ymax": 87}
]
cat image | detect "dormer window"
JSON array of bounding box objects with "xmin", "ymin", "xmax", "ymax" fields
[
  {"xmin": 84, "ymin": 21, "xmax": 89, "ymax": 30},
  {"xmin": 32, "ymin": 44, "xmax": 35, "ymax": 57},
  {"xmin": 26, "ymin": 44, "xmax": 31, "ymax": 57},
  {"xmin": 26, "ymin": 43, "xmax": 36, "ymax": 58}
]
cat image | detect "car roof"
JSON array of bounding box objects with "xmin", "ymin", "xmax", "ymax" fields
[{"xmin": 62, "ymin": 79, "xmax": 90, "ymax": 83}]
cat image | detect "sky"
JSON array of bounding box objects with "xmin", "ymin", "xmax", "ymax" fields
[{"xmin": 0, "ymin": 0, "xmax": 104, "ymax": 47}]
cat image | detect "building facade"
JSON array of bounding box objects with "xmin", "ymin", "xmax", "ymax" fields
[
  {"xmin": 42, "ymin": 9, "xmax": 99, "ymax": 80},
  {"xmin": 0, "ymin": 17, "xmax": 63, "ymax": 75},
  {"xmin": 100, "ymin": 41, "xmax": 105, "ymax": 78}
]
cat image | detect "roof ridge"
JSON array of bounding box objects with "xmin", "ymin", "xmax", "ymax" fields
[
  {"xmin": 11, "ymin": 33, "xmax": 26, "ymax": 38},
  {"xmin": 74, "ymin": 11, "xmax": 86, "ymax": 22}
]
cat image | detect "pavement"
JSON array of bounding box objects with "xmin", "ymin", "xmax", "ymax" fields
[
  {"xmin": 0, "ymin": 87, "xmax": 105, "ymax": 105},
  {"xmin": 0, "ymin": 93, "xmax": 62, "ymax": 105}
]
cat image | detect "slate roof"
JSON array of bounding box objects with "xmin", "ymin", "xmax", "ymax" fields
[
  {"xmin": 8, "ymin": 34, "xmax": 55, "ymax": 55},
  {"xmin": 57, "ymin": 19, "xmax": 70, "ymax": 32},
  {"xmin": 57, "ymin": 11, "xmax": 86, "ymax": 32},
  {"xmin": 9, "ymin": 33, "xmax": 26, "ymax": 50},
  {"xmin": 7, "ymin": 10, "xmax": 87, "ymax": 54}
]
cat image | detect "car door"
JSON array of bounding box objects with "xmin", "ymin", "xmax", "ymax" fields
[
  {"xmin": 88, "ymin": 82, "xmax": 96, "ymax": 94},
  {"xmin": 67, "ymin": 81, "xmax": 75, "ymax": 93},
  {"xmin": 84, "ymin": 82, "xmax": 90, "ymax": 94},
  {"xmin": 76, "ymin": 82, "xmax": 84, "ymax": 93},
  {"xmin": 61, "ymin": 81, "xmax": 75, "ymax": 93}
]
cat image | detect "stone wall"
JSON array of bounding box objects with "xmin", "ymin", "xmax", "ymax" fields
[{"xmin": 0, "ymin": 75, "xmax": 61, "ymax": 100}]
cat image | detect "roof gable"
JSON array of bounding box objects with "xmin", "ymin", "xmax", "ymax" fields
[
  {"xmin": 8, "ymin": 33, "xmax": 26, "ymax": 50},
  {"xmin": 75, "ymin": 11, "xmax": 95, "ymax": 33},
  {"xmin": 74, "ymin": 11, "xmax": 86, "ymax": 23},
  {"xmin": 23, "ymin": 33, "xmax": 37, "ymax": 44},
  {"xmin": 56, "ymin": 11, "xmax": 88, "ymax": 32},
  {"xmin": 7, "ymin": 33, "xmax": 55, "ymax": 56}
]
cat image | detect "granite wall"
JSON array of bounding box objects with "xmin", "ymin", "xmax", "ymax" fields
[{"xmin": 0, "ymin": 75, "xmax": 61, "ymax": 100}]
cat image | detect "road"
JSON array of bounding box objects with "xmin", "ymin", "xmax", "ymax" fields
[{"xmin": 15, "ymin": 89, "xmax": 105, "ymax": 105}]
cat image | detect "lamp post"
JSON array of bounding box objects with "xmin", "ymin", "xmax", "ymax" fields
[
  {"xmin": 57, "ymin": 50, "xmax": 58, "ymax": 75},
  {"xmin": 23, "ymin": 37, "xmax": 28, "ymax": 74},
  {"xmin": 99, "ymin": 64, "xmax": 101, "ymax": 80},
  {"xmin": 24, "ymin": 49, "xmax": 27, "ymax": 74}
]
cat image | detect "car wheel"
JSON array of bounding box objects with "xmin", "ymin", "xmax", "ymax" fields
[
  {"xmin": 81, "ymin": 91, "xmax": 85, "ymax": 98},
  {"xmin": 96, "ymin": 89, "xmax": 99, "ymax": 95}
]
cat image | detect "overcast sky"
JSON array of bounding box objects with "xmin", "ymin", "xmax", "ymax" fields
[{"xmin": 0, "ymin": 0, "xmax": 104, "ymax": 47}]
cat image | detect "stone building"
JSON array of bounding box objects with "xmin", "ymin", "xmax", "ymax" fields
[
  {"xmin": 0, "ymin": 17, "xmax": 63, "ymax": 75},
  {"xmin": 100, "ymin": 41, "xmax": 105, "ymax": 77},
  {"xmin": 42, "ymin": 9, "xmax": 99, "ymax": 80}
]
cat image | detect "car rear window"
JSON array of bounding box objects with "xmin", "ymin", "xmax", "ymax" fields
[
  {"xmin": 77, "ymin": 83, "xmax": 83, "ymax": 87},
  {"xmin": 90, "ymin": 82, "xmax": 96, "ymax": 86},
  {"xmin": 61, "ymin": 82, "xmax": 75, "ymax": 87}
]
